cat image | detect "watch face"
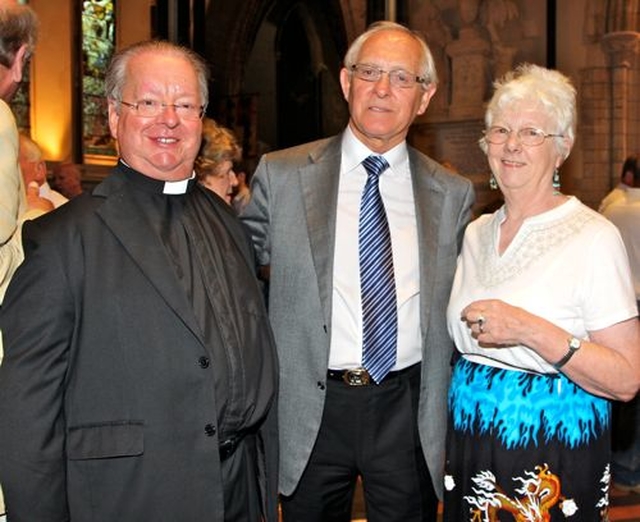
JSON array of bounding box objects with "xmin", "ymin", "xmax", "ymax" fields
[{"xmin": 569, "ymin": 337, "xmax": 581, "ymax": 350}]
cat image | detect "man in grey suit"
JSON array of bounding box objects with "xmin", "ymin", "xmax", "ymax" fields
[
  {"xmin": 241, "ymin": 21, "xmax": 474, "ymax": 521},
  {"xmin": 0, "ymin": 40, "xmax": 278, "ymax": 521}
]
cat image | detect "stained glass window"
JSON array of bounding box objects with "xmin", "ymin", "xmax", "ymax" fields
[{"xmin": 82, "ymin": 0, "xmax": 116, "ymax": 162}]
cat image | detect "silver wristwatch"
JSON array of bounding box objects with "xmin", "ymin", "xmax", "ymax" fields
[{"xmin": 552, "ymin": 336, "xmax": 582, "ymax": 370}]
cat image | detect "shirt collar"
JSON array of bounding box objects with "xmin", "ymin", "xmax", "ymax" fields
[{"xmin": 341, "ymin": 126, "xmax": 408, "ymax": 176}]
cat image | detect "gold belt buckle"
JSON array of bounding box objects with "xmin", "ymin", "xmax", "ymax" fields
[{"xmin": 343, "ymin": 368, "xmax": 371, "ymax": 386}]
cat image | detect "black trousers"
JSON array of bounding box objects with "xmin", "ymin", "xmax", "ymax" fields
[{"xmin": 280, "ymin": 364, "xmax": 438, "ymax": 522}]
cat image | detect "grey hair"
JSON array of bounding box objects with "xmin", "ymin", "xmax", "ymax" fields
[
  {"xmin": 19, "ymin": 133, "xmax": 42, "ymax": 162},
  {"xmin": 480, "ymin": 63, "xmax": 576, "ymax": 159},
  {"xmin": 0, "ymin": 3, "xmax": 38, "ymax": 68},
  {"xmin": 343, "ymin": 21, "xmax": 438, "ymax": 89},
  {"xmin": 105, "ymin": 40, "xmax": 209, "ymax": 111}
]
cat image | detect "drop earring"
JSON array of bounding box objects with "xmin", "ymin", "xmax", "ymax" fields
[
  {"xmin": 489, "ymin": 175, "xmax": 498, "ymax": 190},
  {"xmin": 552, "ymin": 168, "xmax": 560, "ymax": 191}
]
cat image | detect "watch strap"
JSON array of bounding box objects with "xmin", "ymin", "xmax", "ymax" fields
[{"xmin": 552, "ymin": 337, "xmax": 581, "ymax": 370}]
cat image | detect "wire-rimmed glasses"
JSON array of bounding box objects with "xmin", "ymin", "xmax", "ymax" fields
[
  {"xmin": 350, "ymin": 63, "xmax": 427, "ymax": 89},
  {"xmin": 118, "ymin": 99, "xmax": 206, "ymax": 120},
  {"xmin": 483, "ymin": 126, "xmax": 564, "ymax": 147}
]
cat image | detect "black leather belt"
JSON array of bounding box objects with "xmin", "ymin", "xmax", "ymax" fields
[
  {"xmin": 327, "ymin": 363, "xmax": 419, "ymax": 386},
  {"xmin": 219, "ymin": 433, "xmax": 247, "ymax": 461}
]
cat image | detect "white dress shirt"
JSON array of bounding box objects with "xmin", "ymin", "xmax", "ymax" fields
[
  {"xmin": 603, "ymin": 187, "xmax": 640, "ymax": 300},
  {"xmin": 448, "ymin": 197, "xmax": 637, "ymax": 374},
  {"xmin": 328, "ymin": 127, "xmax": 421, "ymax": 370}
]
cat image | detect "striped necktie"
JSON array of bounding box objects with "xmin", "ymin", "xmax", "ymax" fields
[{"xmin": 359, "ymin": 155, "xmax": 397, "ymax": 384}]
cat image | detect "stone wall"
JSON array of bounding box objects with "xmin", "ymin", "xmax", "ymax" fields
[
  {"xmin": 572, "ymin": 30, "xmax": 640, "ymax": 209},
  {"xmin": 404, "ymin": 1, "xmax": 640, "ymax": 211}
]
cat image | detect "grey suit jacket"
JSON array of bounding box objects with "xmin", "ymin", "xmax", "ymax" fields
[{"xmin": 241, "ymin": 133, "xmax": 474, "ymax": 499}]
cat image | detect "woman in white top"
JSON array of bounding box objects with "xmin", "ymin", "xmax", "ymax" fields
[{"xmin": 444, "ymin": 63, "xmax": 640, "ymax": 521}]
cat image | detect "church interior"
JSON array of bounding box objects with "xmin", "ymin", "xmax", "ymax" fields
[
  {"xmin": 20, "ymin": 0, "xmax": 640, "ymax": 216},
  {"xmin": 14, "ymin": 0, "xmax": 640, "ymax": 520}
]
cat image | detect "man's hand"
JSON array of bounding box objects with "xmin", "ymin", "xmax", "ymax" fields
[{"xmin": 26, "ymin": 182, "xmax": 54, "ymax": 213}]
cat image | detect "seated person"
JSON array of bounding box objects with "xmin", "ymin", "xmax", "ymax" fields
[
  {"xmin": 18, "ymin": 134, "xmax": 68, "ymax": 208},
  {"xmin": 51, "ymin": 161, "xmax": 84, "ymax": 199}
]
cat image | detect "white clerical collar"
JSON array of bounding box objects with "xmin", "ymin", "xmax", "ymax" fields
[
  {"xmin": 119, "ymin": 159, "xmax": 195, "ymax": 195},
  {"xmin": 163, "ymin": 173, "xmax": 195, "ymax": 195}
]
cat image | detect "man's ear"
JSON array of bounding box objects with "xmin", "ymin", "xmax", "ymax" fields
[
  {"xmin": 108, "ymin": 99, "xmax": 120, "ymax": 140},
  {"xmin": 10, "ymin": 44, "xmax": 28, "ymax": 84},
  {"xmin": 416, "ymin": 83, "xmax": 437, "ymax": 116},
  {"xmin": 339, "ymin": 67, "xmax": 351, "ymax": 102},
  {"xmin": 35, "ymin": 160, "xmax": 47, "ymax": 183}
]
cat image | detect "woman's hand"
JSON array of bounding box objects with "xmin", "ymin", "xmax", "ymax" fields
[
  {"xmin": 461, "ymin": 299, "xmax": 531, "ymax": 347},
  {"xmin": 461, "ymin": 299, "xmax": 640, "ymax": 400}
]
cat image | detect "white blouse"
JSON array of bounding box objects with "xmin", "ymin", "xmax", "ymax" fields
[{"xmin": 447, "ymin": 196, "xmax": 637, "ymax": 374}]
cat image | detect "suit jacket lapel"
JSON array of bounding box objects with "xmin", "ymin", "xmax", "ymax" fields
[
  {"xmin": 94, "ymin": 175, "xmax": 204, "ymax": 342},
  {"xmin": 410, "ymin": 148, "xmax": 446, "ymax": 340},
  {"xmin": 299, "ymin": 136, "xmax": 342, "ymax": 327}
]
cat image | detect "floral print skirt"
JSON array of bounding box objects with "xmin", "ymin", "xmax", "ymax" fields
[{"xmin": 443, "ymin": 357, "xmax": 611, "ymax": 521}]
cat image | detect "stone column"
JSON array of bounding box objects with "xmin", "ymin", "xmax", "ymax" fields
[{"xmin": 601, "ymin": 31, "xmax": 640, "ymax": 185}]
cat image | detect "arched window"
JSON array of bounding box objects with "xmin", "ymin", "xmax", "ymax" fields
[{"xmin": 82, "ymin": 0, "xmax": 117, "ymax": 163}]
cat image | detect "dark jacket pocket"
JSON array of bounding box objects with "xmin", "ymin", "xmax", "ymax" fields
[{"xmin": 67, "ymin": 420, "xmax": 144, "ymax": 460}]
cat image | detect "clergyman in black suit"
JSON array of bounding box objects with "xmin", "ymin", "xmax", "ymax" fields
[{"xmin": 0, "ymin": 40, "xmax": 278, "ymax": 522}]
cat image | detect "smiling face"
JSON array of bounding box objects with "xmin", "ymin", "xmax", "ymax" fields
[
  {"xmin": 487, "ymin": 100, "xmax": 566, "ymax": 197},
  {"xmin": 339, "ymin": 29, "xmax": 436, "ymax": 153},
  {"xmin": 108, "ymin": 51, "xmax": 203, "ymax": 181}
]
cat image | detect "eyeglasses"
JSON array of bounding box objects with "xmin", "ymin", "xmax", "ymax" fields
[
  {"xmin": 118, "ymin": 99, "xmax": 206, "ymax": 120},
  {"xmin": 350, "ymin": 64, "xmax": 427, "ymax": 88},
  {"xmin": 484, "ymin": 126, "xmax": 564, "ymax": 147}
]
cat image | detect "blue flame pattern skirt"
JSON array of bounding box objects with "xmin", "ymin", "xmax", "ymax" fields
[{"xmin": 443, "ymin": 357, "xmax": 611, "ymax": 521}]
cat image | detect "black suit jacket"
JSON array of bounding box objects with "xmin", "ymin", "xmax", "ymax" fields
[{"xmin": 0, "ymin": 165, "xmax": 278, "ymax": 521}]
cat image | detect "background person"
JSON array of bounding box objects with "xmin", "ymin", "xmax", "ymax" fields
[
  {"xmin": 242, "ymin": 20, "xmax": 474, "ymax": 521},
  {"xmin": 50, "ymin": 161, "xmax": 84, "ymax": 199},
  {"xmin": 0, "ymin": 4, "xmax": 49, "ymax": 519},
  {"xmin": 232, "ymin": 160, "xmax": 252, "ymax": 214},
  {"xmin": 0, "ymin": 40, "xmax": 278, "ymax": 522},
  {"xmin": 602, "ymin": 153, "xmax": 640, "ymax": 495},
  {"xmin": 18, "ymin": 133, "xmax": 68, "ymax": 208},
  {"xmin": 599, "ymin": 154, "xmax": 635, "ymax": 214},
  {"xmin": 445, "ymin": 63, "xmax": 640, "ymax": 521},
  {"xmin": 195, "ymin": 118, "xmax": 241, "ymax": 205},
  {"xmin": 0, "ymin": 1, "xmax": 51, "ymax": 306}
]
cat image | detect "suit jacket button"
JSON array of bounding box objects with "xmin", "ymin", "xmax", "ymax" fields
[
  {"xmin": 317, "ymin": 381, "xmax": 326, "ymax": 390},
  {"xmin": 204, "ymin": 423, "xmax": 216, "ymax": 436},
  {"xmin": 198, "ymin": 356, "xmax": 210, "ymax": 368}
]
